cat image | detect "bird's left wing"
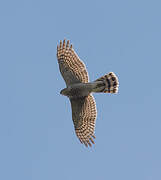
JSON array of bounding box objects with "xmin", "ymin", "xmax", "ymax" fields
[
  {"xmin": 70, "ymin": 94, "xmax": 97, "ymax": 147},
  {"xmin": 57, "ymin": 39, "xmax": 89, "ymax": 86}
]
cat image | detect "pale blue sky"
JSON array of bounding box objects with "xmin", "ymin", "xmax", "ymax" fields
[{"xmin": 0, "ymin": 0, "xmax": 161, "ymax": 180}]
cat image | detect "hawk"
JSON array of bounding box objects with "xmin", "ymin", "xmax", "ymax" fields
[{"xmin": 57, "ymin": 39, "xmax": 119, "ymax": 147}]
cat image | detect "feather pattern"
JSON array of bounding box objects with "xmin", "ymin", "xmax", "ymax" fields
[
  {"xmin": 57, "ymin": 39, "xmax": 89, "ymax": 86},
  {"xmin": 70, "ymin": 94, "xmax": 97, "ymax": 147}
]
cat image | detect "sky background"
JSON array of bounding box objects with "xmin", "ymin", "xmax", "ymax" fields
[{"xmin": 0, "ymin": 0, "xmax": 161, "ymax": 180}]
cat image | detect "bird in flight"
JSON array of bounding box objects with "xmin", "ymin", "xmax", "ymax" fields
[{"xmin": 57, "ymin": 39, "xmax": 119, "ymax": 147}]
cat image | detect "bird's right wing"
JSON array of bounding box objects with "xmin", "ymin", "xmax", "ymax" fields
[
  {"xmin": 57, "ymin": 39, "xmax": 89, "ymax": 86},
  {"xmin": 70, "ymin": 94, "xmax": 97, "ymax": 147}
]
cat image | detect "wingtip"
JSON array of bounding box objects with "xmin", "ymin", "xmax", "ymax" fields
[
  {"xmin": 63, "ymin": 39, "xmax": 66, "ymax": 48},
  {"xmin": 92, "ymin": 135, "xmax": 96, "ymax": 139},
  {"xmin": 59, "ymin": 40, "xmax": 62, "ymax": 48},
  {"xmin": 58, "ymin": 39, "xmax": 73, "ymax": 50},
  {"xmin": 84, "ymin": 142, "xmax": 88, "ymax": 147},
  {"xmin": 66, "ymin": 40, "xmax": 70, "ymax": 48},
  {"xmin": 89, "ymin": 137, "xmax": 95, "ymax": 144}
]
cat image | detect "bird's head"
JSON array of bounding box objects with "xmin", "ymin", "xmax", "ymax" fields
[{"xmin": 60, "ymin": 88, "xmax": 70, "ymax": 96}]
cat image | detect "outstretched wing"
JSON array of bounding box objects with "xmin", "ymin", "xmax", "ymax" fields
[
  {"xmin": 57, "ymin": 39, "xmax": 89, "ymax": 86},
  {"xmin": 70, "ymin": 94, "xmax": 97, "ymax": 147}
]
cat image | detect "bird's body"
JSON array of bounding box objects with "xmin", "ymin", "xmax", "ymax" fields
[
  {"xmin": 57, "ymin": 39, "xmax": 119, "ymax": 147},
  {"xmin": 60, "ymin": 83, "xmax": 93, "ymax": 98},
  {"xmin": 60, "ymin": 81, "xmax": 105, "ymax": 98}
]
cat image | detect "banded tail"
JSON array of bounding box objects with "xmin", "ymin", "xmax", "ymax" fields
[{"xmin": 93, "ymin": 72, "xmax": 119, "ymax": 93}]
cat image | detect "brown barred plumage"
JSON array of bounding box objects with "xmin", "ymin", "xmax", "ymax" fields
[
  {"xmin": 57, "ymin": 39, "xmax": 89, "ymax": 85},
  {"xmin": 57, "ymin": 39, "xmax": 119, "ymax": 147},
  {"xmin": 70, "ymin": 94, "xmax": 97, "ymax": 147}
]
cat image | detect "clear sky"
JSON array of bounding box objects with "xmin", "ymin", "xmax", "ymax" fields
[{"xmin": 0, "ymin": 0, "xmax": 161, "ymax": 180}]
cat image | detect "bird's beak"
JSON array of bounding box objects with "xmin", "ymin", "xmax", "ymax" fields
[{"xmin": 60, "ymin": 90, "xmax": 63, "ymax": 95}]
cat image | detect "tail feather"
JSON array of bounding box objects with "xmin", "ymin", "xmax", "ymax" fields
[{"xmin": 93, "ymin": 72, "xmax": 119, "ymax": 93}]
